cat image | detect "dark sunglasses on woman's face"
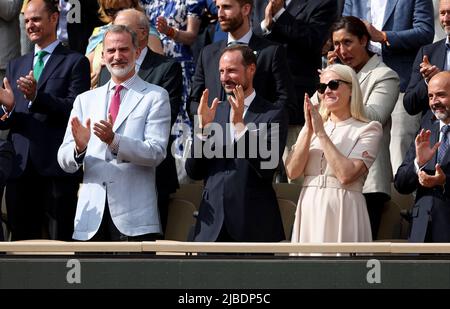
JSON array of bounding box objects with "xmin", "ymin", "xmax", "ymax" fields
[{"xmin": 317, "ymin": 79, "xmax": 351, "ymax": 94}]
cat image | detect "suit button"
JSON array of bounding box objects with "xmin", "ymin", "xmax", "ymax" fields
[{"xmin": 102, "ymin": 182, "xmax": 106, "ymax": 186}]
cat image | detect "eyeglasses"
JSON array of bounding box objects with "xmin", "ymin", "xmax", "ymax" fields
[
  {"xmin": 317, "ymin": 79, "xmax": 351, "ymax": 94},
  {"xmin": 104, "ymin": 7, "xmax": 126, "ymax": 17}
]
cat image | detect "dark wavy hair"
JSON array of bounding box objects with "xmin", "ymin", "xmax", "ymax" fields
[{"xmin": 330, "ymin": 16, "xmax": 374, "ymax": 57}]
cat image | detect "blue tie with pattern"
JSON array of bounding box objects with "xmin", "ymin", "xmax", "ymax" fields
[{"xmin": 438, "ymin": 125, "xmax": 450, "ymax": 164}]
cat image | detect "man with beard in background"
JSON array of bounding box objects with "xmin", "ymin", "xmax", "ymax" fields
[{"xmin": 395, "ymin": 71, "xmax": 450, "ymax": 242}]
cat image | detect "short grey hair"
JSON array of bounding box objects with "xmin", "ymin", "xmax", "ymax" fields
[
  {"xmin": 116, "ymin": 8, "xmax": 150, "ymax": 33},
  {"xmin": 104, "ymin": 24, "xmax": 139, "ymax": 50}
]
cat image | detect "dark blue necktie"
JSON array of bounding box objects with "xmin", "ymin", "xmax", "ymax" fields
[{"xmin": 438, "ymin": 125, "xmax": 450, "ymax": 164}]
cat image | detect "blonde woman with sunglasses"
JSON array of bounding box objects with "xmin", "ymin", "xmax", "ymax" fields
[{"xmin": 286, "ymin": 64, "xmax": 382, "ymax": 246}]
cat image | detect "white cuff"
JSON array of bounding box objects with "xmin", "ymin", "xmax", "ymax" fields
[
  {"xmin": 414, "ymin": 158, "xmax": 426, "ymax": 174},
  {"xmin": 109, "ymin": 133, "xmax": 121, "ymax": 155},
  {"xmin": 273, "ymin": 7, "xmax": 286, "ymax": 21},
  {"xmin": 260, "ymin": 20, "xmax": 271, "ymax": 35}
]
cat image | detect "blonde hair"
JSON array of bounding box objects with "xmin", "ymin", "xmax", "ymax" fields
[{"xmin": 319, "ymin": 63, "xmax": 368, "ymax": 122}]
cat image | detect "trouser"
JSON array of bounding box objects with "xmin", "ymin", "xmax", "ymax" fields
[
  {"xmin": 89, "ymin": 199, "xmax": 161, "ymax": 242},
  {"xmin": 5, "ymin": 161, "xmax": 80, "ymax": 241}
]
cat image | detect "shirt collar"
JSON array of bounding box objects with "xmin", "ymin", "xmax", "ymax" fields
[
  {"xmin": 227, "ymin": 29, "xmax": 252, "ymax": 45},
  {"xmin": 34, "ymin": 40, "xmax": 60, "ymax": 56},
  {"xmin": 136, "ymin": 46, "xmax": 148, "ymax": 68},
  {"xmin": 108, "ymin": 72, "xmax": 139, "ymax": 92},
  {"xmin": 244, "ymin": 90, "xmax": 256, "ymax": 109},
  {"xmin": 446, "ymin": 36, "xmax": 450, "ymax": 49}
]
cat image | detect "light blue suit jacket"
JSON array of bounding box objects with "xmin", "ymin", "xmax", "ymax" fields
[
  {"xmin": 58, "ymin": 76, "xmax": 171, "ymax": 240},
  {"xmin": 343, "ymin": 0, "xmax": 434, "ymax": 91}
]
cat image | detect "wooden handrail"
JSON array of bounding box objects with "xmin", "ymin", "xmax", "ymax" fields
[{"xmin": 1, "ymin": 240, "xmax": 450, "ymax": 254}]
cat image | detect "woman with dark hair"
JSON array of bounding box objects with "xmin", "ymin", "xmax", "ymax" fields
[{"xmin": 326, "ymin": 16, "xmax": 400, "ymax": 239}]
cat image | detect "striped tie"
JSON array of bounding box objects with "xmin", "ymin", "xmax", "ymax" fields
[{"xmin": 438, "ymin": 125, "xmax": 450, "ymax": 164}]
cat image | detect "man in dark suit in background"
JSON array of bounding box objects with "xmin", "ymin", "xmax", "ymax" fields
[
  {"xmin": 186, "ymin": 45, "xmax": 288, "ymax": 242},
  {"xmin": 0, "ymin": 0, "xmax": 90, "ymax": 240},
  {"xmin": 189, "ymin": 0, "xmax": 295, "ymax": 123},
  {"xmin": 252, "ymin": 0, "xmax": 338, "ymax": 126},
  {"xmin": 65, "ymin": 0, "xmax": 102, "ymax": 54},
  {"xmin": 395, "ymin": 71, "xmax": 450, "ymax": 242},
  {"xmin": 403, "ymin": 0, "xmax": 450, "ymax": 116},
  {"xmin": 98, "ymin": 9, "xmax": 183, "ymax": 234}
]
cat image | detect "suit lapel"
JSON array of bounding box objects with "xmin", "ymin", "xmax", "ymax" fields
[
  {"xmin": 358, "ymin": 55, "xmax": 380, "ymax": 85},
  {"xmin": 215, "ymin": 41, "xmax": 227, "ymax": 102},
  {"xmin": 435, "ymin": 41, "xmax": 447, "ymax": 70},
  {"xmin": 37, "ymin": 44, "xmax": 66, "ymax": 90},
  {"xmin": 113, "ymin": 79, "xmax": 145, "ymax": 131},
  {"xmin": 382, "ymin": 0, "xmax": 399, "ymax": 28},
  {"xmin": 287, "ymin": 0, "xmax": 308, "ymax": 17},
  {"xmin": 138, "ymin": 49, "xmax": 156, "ymax": 81},
  {"xmin": 244, "ymin": 95, "xmax": 263, "ymax": 126},
  {"xmin": 95, "ymin": 83, "xmax": 109, "ymax": 120},
  {"xmin": 248, "ymin": 35, "xmax": 265, "ymax": 60}
]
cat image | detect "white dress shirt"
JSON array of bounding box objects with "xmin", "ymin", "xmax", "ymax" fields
[{"xmin": 368, "ymin": 0, "xmax": 388, "ymax": 56}]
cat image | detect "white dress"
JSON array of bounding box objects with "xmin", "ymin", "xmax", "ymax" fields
[{"xmin": 291, "ymin": 118, "xmax": 382, "ymax": 243}]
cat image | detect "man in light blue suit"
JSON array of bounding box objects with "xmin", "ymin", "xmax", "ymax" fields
[
  {"xmin": 343, "ymin": 0, "xmax": 434, "ymax": 175},
  {"xmin": 58, "ymin": 25, "xmax": 171, "ymax": 241}
]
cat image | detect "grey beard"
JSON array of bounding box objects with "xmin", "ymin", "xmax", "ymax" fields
[{"xmin": 106, "ymin": 62, "xmax": 133, "ymax": 78}]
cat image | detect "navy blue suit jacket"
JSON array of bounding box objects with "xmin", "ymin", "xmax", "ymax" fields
[
  {"xmin": 403, "ymin": 39, "xmax": 447, "ymax": 116},
  {"xmin": 394, "ymin": 111, "xmax": 450, "ymax": 242},
  {"xmin": 0, "ymin": 43, "xmax": 90, "ymax": 178},
  {"xmin": 344, "ymin": 0, "xmax": 434, "ymax": 91},
  {"xmin": 186, "ymin": 95, "xmax": 288, "ymax": 242}
]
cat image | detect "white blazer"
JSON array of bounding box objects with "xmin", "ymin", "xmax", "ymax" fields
[{"xmin": 58, "ymin": 76, "xmax": 171, "ymax": 240}]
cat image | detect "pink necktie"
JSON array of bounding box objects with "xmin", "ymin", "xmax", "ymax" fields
[{"xmin": 109, "ymin": 85, "xmax": 124, "ymax": 124}]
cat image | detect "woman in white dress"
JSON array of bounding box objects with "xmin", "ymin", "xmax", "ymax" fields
[{"xmin": 285, "ymin": 64, "xmax": 382, "ymax": 244}]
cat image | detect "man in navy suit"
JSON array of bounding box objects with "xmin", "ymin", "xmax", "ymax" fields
[
  {"xmin": 395, "ymin": 71, "xmax": 450, "ymax": 242},
  {"xmin": 186, "ymin": 45, "xmax": 288, "ymax": 242},
  {"xmin": 189, "ymin": 0, "xmax": 295, "ymax": 123},
  {"xmin": 0, "ymin": 0, "xmax": 90, "ymax": 240},
  {"xmin": 404, "ymin": 0, "xmax": 450, "ymax": 116}
]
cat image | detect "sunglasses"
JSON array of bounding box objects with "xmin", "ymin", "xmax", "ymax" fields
[
  {"xmin": 317, "ymin": 79, "xmax": 351, "ymax": 94},
  {"xmin": 104, "ymin": 7, "xmax": 126, "ymax": 17}
]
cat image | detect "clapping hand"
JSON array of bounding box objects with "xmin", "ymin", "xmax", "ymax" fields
[
  {"xmin": 0, "ymin": 77, "xmax": 15, "ymax": 116},
  {"xmin": 17, "ymin": 70, "xmax": 37, "ymax": 101},
  {"xmin": 71, "ymin": 117, "xmax": 91, "ymax": 153},
  {"xmin": 415, "ymin": 129, "xmax": 440, "ymax": 167},
  {"xmin": 197, "ymin": 89, "xmax": 219, "ymax": 129},
  {"xmin": 93, "ymin": 114, "xmax": 115, "ymax": 145},
  {"xmin": 420, "ymin": 55, "xmax": 440, "ymax": 83},
  {"xmin": 305, "ymin": 93, "xmax": 325, "ymax": 137},
  {"xmin": 418, "ymin": 163, "xmax": 446, "ymax": 188},
  {"xmin": 229, "ymin": 84, "xmax": 245, "ymax": 127},
  {"xmin": 156, "ymin": 16, "xmax": 170, "ymax": 35}
]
